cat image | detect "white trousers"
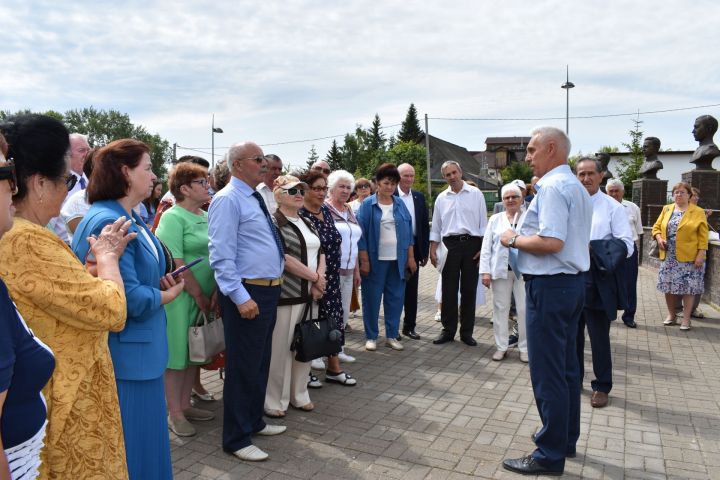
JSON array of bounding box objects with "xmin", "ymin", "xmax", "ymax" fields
[
  {"xmin": 491, "ymin": 275, "xmax": 527, "ymax": 353},
  {"xmin": 339, "ymin": 273, "xmax": 354, "ymax": 328},
  {"xmin": 265, "ymin": 303, "xmax": 312, "ymax": 411}
]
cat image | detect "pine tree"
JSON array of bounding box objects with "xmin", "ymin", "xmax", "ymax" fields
[
  {"xmin": 325, "ymin": 139, "xmax": 343, "ymax": 171},
  {"xmin": 305, "ymin": 144, "xmax": 319, "ymax": 170},
  {"xmin": 397, "ymin": 103, "xmax": 423, "ymax": 143},
  {"xmin": 616, "ymin": 118, "xmax": 644, "ymax": 193},
  {"xmin": 367, "ymin": 114, "xmax": 386, "ymax": 152}
]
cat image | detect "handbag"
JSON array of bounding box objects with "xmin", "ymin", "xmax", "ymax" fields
[
  {"xmin": 648, "ymin": 238, "xmax": 661, "ymax": 258},
  {"xmin": 291, "ymin": 301, "xmax": 342, "ymax": 362},
  {"xmin": 188, "ymin": 311, "xmax": 225, "ymax": 363}
]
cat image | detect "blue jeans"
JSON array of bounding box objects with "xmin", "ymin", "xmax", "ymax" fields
[
  {"xmin": 525, "ymin": 273, "xmax": 584, "ymax": 471},
  {"xmin": 361, "ymin": 260, "xmax": 405, "ymax": 340}
]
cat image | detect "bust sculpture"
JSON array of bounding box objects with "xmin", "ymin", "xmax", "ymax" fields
[
  {"xmin": 639, "ymin": 137, "xmax": 663, "ymax": 179},
  {"xmin": 595, "ymin": 152, "xmax": 613, "ymax": 187},
  {"xmin": 691, "ymin": 115, "xmax": 720, "ymax": 170}
]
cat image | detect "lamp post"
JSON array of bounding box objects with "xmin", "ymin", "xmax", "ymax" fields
[
  {"xmin": 560, "ymin": 65, "xmax": 575, "ymax": 135},
  {"xmin": 211, "ymin": 114, "xmax": 223, "ymax": 168}
]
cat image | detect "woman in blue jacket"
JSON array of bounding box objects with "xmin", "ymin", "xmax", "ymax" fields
[
  {"xmin": 357, "ymin": 163, "xmax": 416, "ymax": 352},
  {"xmin": 73, "ymin": 139, "xmax": 185, "ymax": 480}
]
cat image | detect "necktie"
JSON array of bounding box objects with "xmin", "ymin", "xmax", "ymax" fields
[
  {"xmin": 252, "ymin": 191, "xmax": 284, "ymax": 259},
  {"xmin": 79, "ymin": 177, "xmax": 87, "ymax": 189}
]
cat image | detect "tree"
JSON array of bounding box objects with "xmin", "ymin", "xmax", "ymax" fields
[
  {"xmin": 616, "ymin": 118, "xmax": 644, "ymax": 194},
  {"xmin": 387, "ymin": 141, "xmax": 428, "ymax": 191},
  {"xmin": 500, "ymin": 160, "xmax": 533, "ymax": 185},
  {"xmin": 325, "ymin": 139, "xmax": 343, "ymax": 171},
  {"xmin": 305, "ymin": 144, "xmax": 319, "ymax": 170},
  {"xmin": 397, "ymin": 103, "xmax": 423, "ymax": 143}
]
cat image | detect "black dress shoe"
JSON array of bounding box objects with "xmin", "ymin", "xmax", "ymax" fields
[
  {"xmin": 433, "ymin": 334, "xmax": 454, "ymax": 344},
  {"xmin": 531, "ymin": 432, "xmax": 576, "ymax": 458},
  {"xmin": 624, "ymin": 320, "xmax": 637, "ymax": 328},
  {"xmin": 460, "ymin": 336, "xmax": 477, "ymax": 346},
  {"xmin": 402, "ymin": 329, "xmax": 421, "ymax": 340},
  {"xmin": 502, "ymin": 455, "xmax": 562, "ymax": 476}
]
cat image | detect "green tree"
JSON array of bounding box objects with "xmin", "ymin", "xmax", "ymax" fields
[
  {"xmin": 305, "ymin": 144, "xmax": 319, "ymax": 170},
  {"xmin": 325, "ymin": 139, "xmax": 343, "ymax": 171},
  {"xmin": 397, "ymin": 103, "xmax": 423, "ymax": 143},
  {"xmin": 367, "ymin": 113, "xmax": 386, "ymax": 152},
  {"xmin": 340, "ymin": 132, "xmax": 361, "ymax": 174},
  {"xmin": 500, "ymin": 160, "xmax": 533, "ymax": 185},
  {"xmin": 616, "ymin": 118, "xmax": 644, "ymax": 193},
  {"xmin": 598, "ymin": 145, "xmax": 619, "ymax": 154},
  {"xmin": 387, "ymin": 141, "xmax": 427, "ymax": 191}
]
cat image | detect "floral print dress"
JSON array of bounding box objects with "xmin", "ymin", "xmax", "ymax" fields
[
  {"xmin": 657, "ymin": 211, "xmax": 705, "ymax": 295},
  {"xmin": 300, "ymin": 204, "xmax": 345, "ymax": 345}
]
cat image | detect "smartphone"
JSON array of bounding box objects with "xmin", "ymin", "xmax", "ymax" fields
[{"xmin": 170, "ymin": 257, "xmax": 203, "ymax": 278}]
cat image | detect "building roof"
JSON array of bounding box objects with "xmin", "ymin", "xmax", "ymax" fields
[{"xmin": 420, "ymin": 133, "xmax": 499, "ymax": 190}]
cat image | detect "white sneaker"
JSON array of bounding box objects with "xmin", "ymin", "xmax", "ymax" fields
[
  {"xmin": 338, "ymin": 350, "xmax": 356, "ymax": 363},
  {"xmin": 365, "ymin": 339, "xmax": 377, "ymax": 351},
  {"xmin": 231, "ymin": 445, "xmax": 269, "ymax": 461},
  {"xmin": 311, "ymin": 358, "xmax": 325, "ymax": 370},
  {"xmin": 386, "ymin": 338, "xmax": 404, "ymax": 351},
  {"xmin": 256, "ymin": 424, "xmax": 287, "ymax": 436},
  {"xmin": 434, "ymin": 310, "xmax": 442, "ymax": 322}
]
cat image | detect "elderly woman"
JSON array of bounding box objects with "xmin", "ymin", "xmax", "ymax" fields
[
  {"xmin": 264, "ymin": 175, "xmax": 326, "ymax": 417},
  {"xmin": 0, "ymin": 115, "xmax": 136, "ymax": 479},
  {"xmin": 325, "ymin": 170, "xmax": 361, "ymax": 362},
  {"xmin": 73, "ymin": 139, "xmax": 185, "ymax": 480},
  {"xmin": 349, "ymin": 177, "xmax": 372, "ymax": 214},
  {"xmin": 652, "ymin": 182, "xmax": 709, "ymax": 331},
  {"xmin": 357, "ymin": 163, "xmax": 416, "ymax": 352},
  {"xmin": 480, "ymin": 183, "xmax": 528, "ymax": 362},
  {"xmin": 156, "ymin": 162, "xmax": 217, "ymax": 437},
  {"xmin": 300, "ymin": 171, "xmax": 356, "ymax": 386},
  {"xmin": 0, "ymin": 134, "xmax": 55, "ymax": 480}
]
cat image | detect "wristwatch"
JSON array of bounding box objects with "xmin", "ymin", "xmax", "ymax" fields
[{"xmin": 508, "ymin": 235, "xmax": 519, "ymax": 249}]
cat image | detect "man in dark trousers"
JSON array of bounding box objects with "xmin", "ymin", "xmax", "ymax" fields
[
  {"xmin": 396, "ymin": 163, "xmax": 429, "ymax": 340},
  {"xmin": 500, "ymin": 127, "xmax": 592, "ymax": 476}
]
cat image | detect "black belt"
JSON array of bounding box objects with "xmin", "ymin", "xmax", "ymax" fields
[
  {"xmin": 443, "ymin": 234, "xmax": 477, "ymax": 242},
  {"xmin": 522, "ymin": 272, "xmax": 582, "ymax": 282}
]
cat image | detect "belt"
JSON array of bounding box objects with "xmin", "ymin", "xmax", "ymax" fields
[
  {"xmin": 522, "ymin": 272, "xmax": 582, "ymax": 282},
  {"xmin": 443, "ymin": 234, "xmax": 475, "ymax": 242},
  {"xmin": 243, "ymin": 278, "xmax": 284, "ymax": 287}
]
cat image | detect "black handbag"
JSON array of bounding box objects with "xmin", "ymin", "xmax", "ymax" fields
[{"xmin": 291, "ymin": 301, "xmax": 342, "ymax": 362}]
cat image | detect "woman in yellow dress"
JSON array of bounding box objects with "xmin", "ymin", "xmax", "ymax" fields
[{"xmin": 0, "ymin": 115, "xmax": 135, "ymax": 479}]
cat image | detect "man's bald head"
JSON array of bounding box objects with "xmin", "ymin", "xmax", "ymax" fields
[{"xmin": 227, "ymin": 141, "xmax": 266, "ymax": 187}]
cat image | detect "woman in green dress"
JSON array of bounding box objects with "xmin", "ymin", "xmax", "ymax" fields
[{"xmin": 156, "ymin": 162, "xmax": 217, "ymax": 437}]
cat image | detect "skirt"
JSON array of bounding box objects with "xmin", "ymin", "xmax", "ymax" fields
[{"xmin": 117, "ymin": 377, "xmax": 172, "ymax": 480}]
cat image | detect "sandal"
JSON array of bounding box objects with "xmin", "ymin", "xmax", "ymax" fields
[
  {"xmin": 692, "ymin": 309, "xmax": 705, "ymax": 319},
  {"xmin": 264, "ymin": 409, "xmax": 286, "ymax": 418},
  {"xmin": 680, "ymin": 321, "xmax": 692, "ymax": 331},
  {"xmin": 291, "ymin": 402, "xmax": 314, "ymax": 412},
  {"xmin": 325, "ymin": 370, "xmax": 357, "ymax": 386},
  {"xmin": 191, "ymin": 389, "xmax": 217, "ymax": 402},
  {"xmin": 307, "ymin": 373, "xmax": 323, "ymax": 389},
  {"xmin": 663, "ymin": 317, "xmax": 678, "ymax": 326}
]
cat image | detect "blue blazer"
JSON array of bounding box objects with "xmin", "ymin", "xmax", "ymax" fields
[
  {"xmin": 72, "ymin": 200, "xmax": 168, "ymax": 381},
  {"xmin": 585, "ymin": 238, "xmax": 629, "ymax": 321},
  {"xmin": 356, "ymin": 194, "xmax": 414, "ymax": 280}
]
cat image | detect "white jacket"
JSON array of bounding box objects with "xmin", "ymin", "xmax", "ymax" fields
[{"xmin": 479, "ymin": 210, "xmax": 526, "ymax": 279}]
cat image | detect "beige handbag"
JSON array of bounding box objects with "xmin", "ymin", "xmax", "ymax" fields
[{"xmin": 188, "ymin": 311, "xmax": 225, "ymax": 363}]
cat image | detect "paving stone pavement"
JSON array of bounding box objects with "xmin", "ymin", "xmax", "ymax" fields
[{"xmin": 172, "ymin": 266, "xmax": 720, "ymax": 479}]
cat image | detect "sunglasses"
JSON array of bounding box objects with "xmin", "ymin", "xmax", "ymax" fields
[
  {"xmin": 356, "ymin": 184, "xmax": 371, "ymax": 190},
  {"xmin": 238, "ymin": 155, "xmax": 266, "ymax": 164},
  {"xmin": 283, "ymin": 187, "xmax": 305, "ymax": 196},
  {"xmin": 0, "ymin": 160, "xmax": 18, "ymax": 195},
  {"xmin": 312, "ymin": 166, "xmax": 331, "ymax": 175},
  {"xmin": 65, "ymin": 173, "xmax": 78, "ymax": 191}
]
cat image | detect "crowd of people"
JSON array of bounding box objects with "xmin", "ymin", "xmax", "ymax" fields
[{"xmin": 0, "ymin": 114, "xmax": 712, "ymax": 478}]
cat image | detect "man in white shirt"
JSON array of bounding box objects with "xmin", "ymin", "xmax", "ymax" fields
[
  {"xmin": 576, "ymin": 158, "xmax": 633, "ymax": 409},
  {"xmin": 429, "ymin": 161, "xmax": 487, "ymax": 346},
  {"xmin": 49, "ymin": 133, "xmax": 90, "ymax": 243},
  {"xmin": 605, "ymin": 179, "xmax": 643, "ymax": 328},
  {"xmin": 256, "ymin": 154, "xmax": 283, "ymax": 213}
]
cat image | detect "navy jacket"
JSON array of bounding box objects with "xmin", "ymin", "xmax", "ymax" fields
[
  {"xmin": 395, "ymin": 189, "xmax": 430, "ymax": 263},
  {"xmin": 585, "ymin": 238, "xmax": 628, "ymax": 321}
]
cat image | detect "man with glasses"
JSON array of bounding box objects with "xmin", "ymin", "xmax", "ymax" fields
[
  {"xmin": 257, "ymin": 154, "xmax": 283, "ymax": 213},
  {"xmin": 208, "ymin": 142, "xmax": 287, "ymax": 462},
  {"xmin": 310, "ymin": 160, "xmax": 331, "ymax": 177},
  {"xmin": 49, "ymin": 133, "xmax": 90, "ymax": 243}
]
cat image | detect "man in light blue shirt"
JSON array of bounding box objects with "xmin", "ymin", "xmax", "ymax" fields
[
  {"xmin": 208, "ymin": 141, "xmax": 286, "ymax": 462},
  {"xmin": 500, "ymin": 127, "xmax": 592, "ymax": 476}
]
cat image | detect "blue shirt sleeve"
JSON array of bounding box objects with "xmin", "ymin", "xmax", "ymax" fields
[
  {"xmin": 536, "ymin": 184, "xmax": 570, "ymax": 242},
  {"xmin": 208, "ymin": 194, "xmax": 250, "ymax": 305}
]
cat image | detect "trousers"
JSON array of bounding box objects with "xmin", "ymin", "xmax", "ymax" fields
[
  {"xmin": 621, "ymin": 244, "xmax": 638, "ymax": 323},
  {"xmin": 361, "ymin": 260, "xmax": 405, "ymax": 340},
  {"xmin": 440, "ymin": 236, "xmax": 482, "ymax": 338}
]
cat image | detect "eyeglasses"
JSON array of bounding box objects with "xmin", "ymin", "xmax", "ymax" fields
[
  {"xmin": 310, "ymin": 185, "xmax": 328, "ymax": 192},
  {"xmin": 503, "ymin": 195, "xmax": 520, "ymax": 201},
  {"xmin": 356, "ymin": 184, "xmax": 371, "ymax": 190},
  {"xmin": 238, "ymin": 155, "xmax": 265, "ymax": 164},
  {"xmin": 312, "ymin": 166, "xmax": 331, "ymax": 175},
  {"xmin": 65, "ymin": 173, "xmax": 78, "ymax": 191},
  {"xmin": 283, "ymin": 187, "xmax": 305, "ymax": 196},
  {"xmin": 0, "ymin": 160, "xmax": 18, "ymax": 195},
  {"xmin": 673, "ymin": 190, "xmax": 688, "ymax": 196},
  {"xmin": 190, "ymin": 179, "xmax": 209, "ymax": 188}
]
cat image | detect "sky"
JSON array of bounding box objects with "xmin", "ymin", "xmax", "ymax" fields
[{"xmin": 3, "ymin": 0, "xmax": 720, "ymax": 173}]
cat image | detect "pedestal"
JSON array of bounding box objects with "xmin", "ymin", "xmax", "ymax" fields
[
  {"xmin": 632, "ymin": 178, "xmax": 668, "ymax": 226},
  {"xmin": 681, "ymin": 169, "xmax": 720, "ymax": 231}
]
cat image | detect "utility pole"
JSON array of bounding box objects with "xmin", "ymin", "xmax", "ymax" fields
[
  {"xmin": 424, "ymin": 113, "xmax": 432, "ymax": 199},
  {"xmin": 172, "ymin": 142, "xmax": 177, "ymax": 163},
  {"xmin": 561, "ymin": 65, "xmax": 575, "ymax": 135}
]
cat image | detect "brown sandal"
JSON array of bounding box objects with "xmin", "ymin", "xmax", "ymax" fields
[
  {"xmin": 264, "ymin": 409, "xmax": 286, "ymax": 418},
  {"xmin": 291, "ymin": 402, "xmax": 314, "ymax": 412}
]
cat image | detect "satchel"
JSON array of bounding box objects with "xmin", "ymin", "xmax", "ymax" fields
[
  {"xmin": 188, "ymin": 311, "xmax": 225, "ymax": 363},
  {"xmin": 291, "ymin": 301, "xmax": 342, "ymax": 362},
  {"xmin": 648, "ymin": 238, "xmax": 661, "ymax": 259}
]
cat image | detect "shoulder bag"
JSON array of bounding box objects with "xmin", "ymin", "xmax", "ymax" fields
[
  {"xmin": 291, "ymin": 301, "xmax": 342, "ymax": 362},
  {"xmin": 188, "ymin": 311, "xmax": 225, "ymax": 363}
]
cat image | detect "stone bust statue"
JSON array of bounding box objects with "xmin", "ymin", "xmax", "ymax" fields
[
  {"xmin": 595, "ymin": 152, "xmax": 613, "ymax": 187},
  {"xmin": 691, "ymin": 115, "xmax": 720, "ymax": 170},
  {"xmin": 639, "ymin": 137, "xmax": 663, "ymax": 179}
]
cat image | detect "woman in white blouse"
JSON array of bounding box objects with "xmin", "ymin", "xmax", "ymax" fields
[{"xmin": 479, "ymin": 183, "xmax": 528, "ymax": 363}]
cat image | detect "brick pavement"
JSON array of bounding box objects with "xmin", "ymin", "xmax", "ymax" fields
[{"xmin": 172, "ymin": 266, "xmax": 720, "ymax": 479}]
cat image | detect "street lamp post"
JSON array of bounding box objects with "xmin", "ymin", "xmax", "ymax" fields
[
  {"xmin": 211, "ymin": 114, "xmax": 223, "ymax": 168},
  {"xmin": 560, "ymin": 65, "xmax": 575, "ymax": 135}
]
